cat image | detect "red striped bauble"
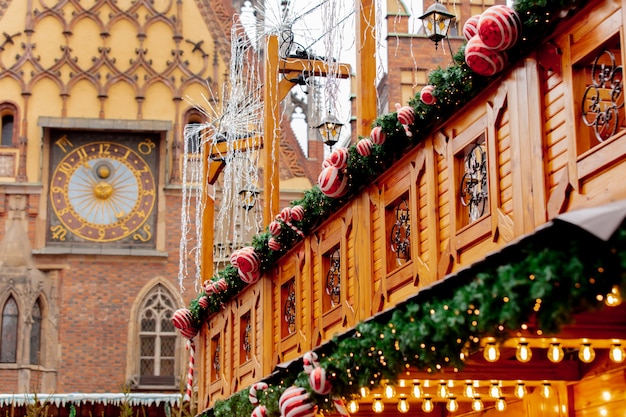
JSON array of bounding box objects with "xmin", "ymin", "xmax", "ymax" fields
[
  {"xmin": 397, "ymin": 105, "xmax": 415, "ymax": 126},
  {"xmin": 477, "ymin": 4, "xmax": 521, "ymax": 51},
  {"xmin": 239, "ymin": 268, "xmax": 261, "ymax": 284},
  {"xmin": 420, "ymin": 85, "xmax": 437, "ymax": 105},
  {"xmin": 214, "ymin": 278, "xmax": 229, "ymax": 292},
  {"xmin": 203, "ymin": 281, "xmax": 216, "ymax": 296},
  {"xmin": 279, "ymin": 386, "xmax": 316, "ymax": 417},
  {"xmin": 230, "ymin": 250, "xmax": 240, "ymax": 268},
  {"xmin": 268, "ymin": 220, "xmax": 282, "ymax": 236},
  {"xmin": 268, "ymin": 237, "xmax": 281, "ymax": 251},
  {"xmin": 328, "ymin": 147, "xmax": 349, "ymax": 169},
  {"xmin": 370, "ymin": 126, "xmax": 386, "ymax": 145},
  {"xmin": 250, "ymin": 405, "xmax": 267, "ymax": 417},
  {"xmin": 465, "ymin": 35, "xmax": 507, "ymax": 76},
  {"xmin": 178, "ymin": 326, "xmax": 198, "ymax": 340},
  {"xmin": 172, "ymin": 308, "xmax": 193, "ymax": 330},
  {"xmin": 279, "ymin": 206, "xmax": 292, "ymax": 222},
  {"xmin": 309, "ymin": 366, "xmax": 332, "ymax": 395},
  {"xmin": 237, "ymin": 247, "xmax": 260, "ymax": 273},
  {"xmin": 321, "ymin": 158, "xmax": 332, "ymax": 169},
  {"xmin": 463, "ymin": 15, "xmax": 480, "ymax": 41},
  {"xmin": 356, "ymin": 138, "xmax": 373, "ymax": 156},
  {"xmin": 318, "ymin": 166, "xmax": 348, "ymax": 198},
  {"xmin": 197, "ymin": 296, "xmax": 209, "ymax": 309},
  {"xmin": 290, "ymin": 205, "xmax": 305, "ymax": 221}
]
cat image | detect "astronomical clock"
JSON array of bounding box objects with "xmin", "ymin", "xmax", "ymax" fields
[{"xmin": 47, "ymin": 131, "xmax": 159, "ymax": 249}]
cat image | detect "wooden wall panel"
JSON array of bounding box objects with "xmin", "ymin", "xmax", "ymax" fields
[
  {"xmin": 571, "ymin": 369, "xmax": 626, "ymax": 416},
  {"xmin": 543, "ymin": 69, "xmax": 568, "ymax": 194}
]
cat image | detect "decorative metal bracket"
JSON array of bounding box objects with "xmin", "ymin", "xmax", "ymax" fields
[
  {"xmin": 390, "ymin": 199, "xmax": 411, "ymax": 264},
  {"xmin": 582, "ymin": 50, "xmax": 624, "ymax": 142},
  {"xmin": 460, "ymin": 142, "xmax": 488, "ymax": 221},
  {"xmin": 325, "ymin": 247, "xmax": 341, "ymax": 307}
]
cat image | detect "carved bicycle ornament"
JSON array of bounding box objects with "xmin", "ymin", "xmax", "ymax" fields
[{"xmin": 581, "ymin": 50, "xmax": 624, "ymax": 142}]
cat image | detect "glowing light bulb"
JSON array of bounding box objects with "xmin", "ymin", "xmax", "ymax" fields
[
  {"xmin": 443, "ymin": 397, "xmax": 458, "ymax": 412},
  {"xmin": 605, "ymin": 285, "xmax": 622, "ymax": 307},
  {"xmin": 359, "ymin": 386, "xmax": 370, "ymax": 398},
  {"xmin": 411, "ymin": 382, "xmax": 422, "ymax": 399},
  {"xmin": 514, "ymin": 382, "xmax": 527, "ymax": 399},
  {"xmin": 347, "ymin": 400, "xmax": 359, "ymax": 413},
  {"xmin": 495, "ymin": 397, "xmax": 507, "ymax": 411},
  {"xmin": 397, "ymin": 397, "xmax": 409, "ymax": 413},
  {"xmin": 384, "ymin": 382, "xmax": 396, "ymax": 399},
  {"xmin": 422, "ymin": 396, "xmax": 434, "ymax": 413},
  {"xmin": 547, "ymin": 342, "xmax": 564, "ymax": 363},
  {"xmin": 541, "ymin": 383, "xmax": 553, "ymax": 399},
  {"xmin": 437, "ymin": 382, "xmax": 449, "ymax": 398},
  {"xmin": 578, "ymin": 343, "xmax": 596, "ymax": 363},
  {"xmin": 516, "ymin": 341, "xmax": 532, "ymax": 362},
  {"xmin": 372, "ymin": 397, "xmax": 384, "ymax": 413},
  {"xmin": 472, "ymin": 397, "xmax": 484, "ymax": 412},
  {"xmin": 484, "ymin": 342, "xmax": 500, "ymax": 362},
  {"xmin": 489, "ymin": 383, "xmax": 502, "ymax": 398},
  {"xmin": 609, "ymin": 344, "xmax": 625, "ymax": 363},
  {"xmin": 464, "ymin": 382, "xmax": 474, "ymax": 398}
]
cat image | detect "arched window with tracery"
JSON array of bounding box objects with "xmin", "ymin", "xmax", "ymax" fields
[
  {"xmin": 1, "ymin": 296, "xmax": 18, "ymax": 363},
  {"xmin": 138, "ymin": 284, "xmax": 177, "ymax": 387},
  {"xmin": 0, "ymin": 103, "xmax": 18, "ymax": 147},
  {"xmin": 30, "ymin": 299, "xmax": 42, "ymax": 365}
]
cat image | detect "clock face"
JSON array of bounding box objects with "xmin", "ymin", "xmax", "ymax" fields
[{"xmin": 48, "ymin": 132, "xmax": 158, "ymax": 246}]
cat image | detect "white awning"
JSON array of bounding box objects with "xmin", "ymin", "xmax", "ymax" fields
[{"xmin": 0, "ymin": 393, "xmax": 182, "ymax": 408}]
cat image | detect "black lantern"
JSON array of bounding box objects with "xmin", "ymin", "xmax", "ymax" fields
[
  {"xmin": 419, "ymin": 0, "xmax": 456, "ymax": 49},
  {"xmin": 315, "ymin": 112, "xmax": 344, "ymax": 150},
  {"xmin": 239, "ymin": 185, "xmax": 260, "ymax": 211}
]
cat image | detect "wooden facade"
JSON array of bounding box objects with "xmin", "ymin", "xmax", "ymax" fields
[{"xmin": 198, "ymin": 0, "xmax": 626, "ymax": 416}]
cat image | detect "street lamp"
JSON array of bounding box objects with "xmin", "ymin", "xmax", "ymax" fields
[
  {"xmin": 315, "ymin": 111, "xmax": 344, "ymax": 150},
  {"xmin": 239, "ymin": 185, "xmax": 260, "ymax": 211},
  {"xmin": 419, "ymin": 0, "xmax": 456, "ymax": 50}
]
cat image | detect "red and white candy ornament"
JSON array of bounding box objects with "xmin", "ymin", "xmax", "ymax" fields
[
  {"xmin": 309, "ymin": 366, "xmax": 332, "ymax": 395},
  {"xmin": 279, "ymin": 386, "xmax": 316, "ymax": 417},
  {"xmin": 303, "ymin": 351, "xmax": 320, "ymax": 374},
  {"xmin": 356, "ymin": 138, "xmax": 373, "ymax": 156},
  {"xmin": 370, "ymin": 125, "xmax": 386, "ymax": 145},
  {"xmin": 420, "ymin": 85, "xmax": 437, "ymax": 106},
  {"xmin": 477, "ymin": 4, "xmax": 521, "ymax": 51},
  {"xmin": 318, "ymin": 166, "xmax": 349, "ymax": 198},
  {"xmin": 465, "ymin": 35, "xmax": 508, "ymax": 77},
  {"xmin": 327, "ymin": 147, "xmax": 349, "ymax": 169},
  {"xmin": 268, "ymin": 237, "xmax": 281, "ymax": 251},
  {"xmin": 172, "ymin": 308, "xmax": 193, "ymax": 330},
  {"xmin": 395, "ymin": 103, "xmax": 415, "ymax": 137},
  {"xmin": 251, "ymin": 406, "xmax": 267, "ymax": 417},
  {"xmin": 463, "ymin": 14, "xmax": 480, "ymax": 41},
  {"xmin": 249, "ymin": 381, "xmax": 269, "ymax": 404},
  {"xmin": 290, "ymin": 205, "xmax": 305, "ymax": 222}
]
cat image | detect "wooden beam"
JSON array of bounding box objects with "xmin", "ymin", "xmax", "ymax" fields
[
  {"xmin": 278, "ymin": 57, "xmax": 351, "ymax": 80},
  {"xmin": 356, "ymin": 0, "xmax": 377, "ymax": 137}
]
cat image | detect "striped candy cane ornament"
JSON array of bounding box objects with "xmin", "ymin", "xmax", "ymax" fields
[{"xmin": 184, "ymin": 339, "xmax": 195, "ymax": 402}]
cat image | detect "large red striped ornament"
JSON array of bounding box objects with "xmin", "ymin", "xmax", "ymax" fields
[
  {"xmin": 290, "ymin": 205, "xmax": 305, "ymax": 222},
  {"xmin": 172, "ymin": 308, "xmax": 193, "ymax": 330},
  {"xmin": 318, "ymin": 166, "xmax": 349, "ymax": 198},
  {"xmin": 236, "ymin": 247, "xmax": 260, "ymax": 274},
  {"xmin": 178, "ymin": 326, "xmax": 199, "ymax": 340},
  {"xmin": 279, "ymin": 386, "xmax": 316, "ymax": 417},
  {"xmin": 309, "ymin": 366, "xmax": 332, "ymax": 395},
  {"xmin": 477, "ymin": 5, "xmax": 521, "ymax": 51},
  {"xmin": 463, "ymin": 15, "xmax": 480, "ymax": 41},
  {"xmin": 370, "ymin": 126, "xmax": 386, "ymax": 145},
  {"xmin": 239, "ymin": 268, "xmax": 261, "ymax": 284},
  {"xmin": 250, "ymin": 405, "xmax": 267, "ymax": 417},
  {"xmin": 420, "ymin": 85, "xmax": 437, "ymax": 106},
  {"xmin": 328, "ymin": 147, "xmax": 349, "ymax": 169},
  {"xmin": 249, "ymin": 382, "xmax": 269, "ymax": 404},
  {"xmin": 268, "ymin": 237, "xmax": 282, "ymax": 251},
  {"xmin": 356, "ymin": 138, "xmax": 373, "ymax": 156},
  {"xmin": 465, "ymin": 35, "xmax": 507, "ymax": 77},
  {"xmin": 204, "ymin": 281, "xmax": 216, "ymax": 296}
]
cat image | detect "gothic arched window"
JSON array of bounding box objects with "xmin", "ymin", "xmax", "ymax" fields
[
  {"xmin": 1, "ymin": 296, "xmax": 18, "ymax": 363},
  {"xmin": 30, "ymin": 299, "xmax": 42, "ymax": 365},
  {"xmin": 138, "ymin": 284, "xmax": 177, "ymax": 387}
]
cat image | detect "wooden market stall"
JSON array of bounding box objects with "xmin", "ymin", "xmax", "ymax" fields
[{"xmin": 181, "ymin": 0, "xmax": 626, "ymax": 416}]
